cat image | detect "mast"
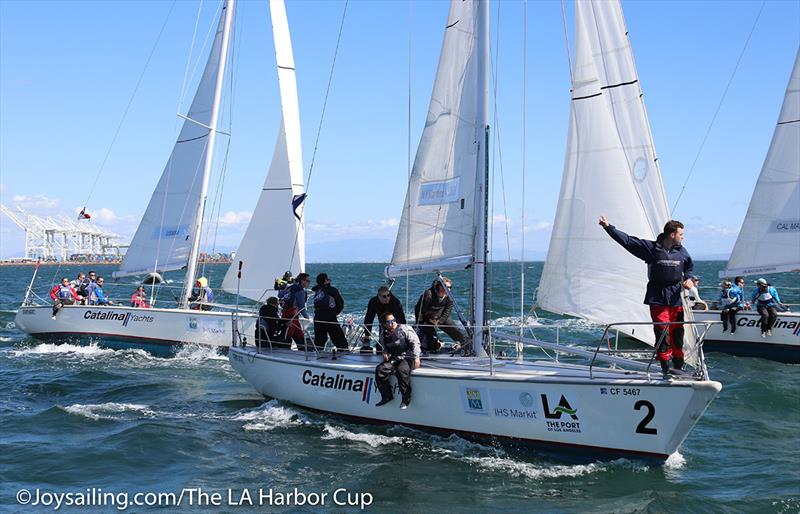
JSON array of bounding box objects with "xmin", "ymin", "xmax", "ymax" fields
[
  {"xmin": 472, "ymin": 0, "xmax": 489, "ymax": 356},
  {"xmin": 181, "ymin": 0, "xmax": 236, "ymax": 307}
]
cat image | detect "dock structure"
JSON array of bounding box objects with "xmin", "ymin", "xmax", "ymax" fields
[{"xmin": 0, "ymin": 204, "xmax": 125, "ymax": 261}]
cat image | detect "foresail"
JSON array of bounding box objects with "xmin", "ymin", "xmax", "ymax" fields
[
  {"xmin": 720, "ymin": 48, "xmax": 800, "ymax": 278},
  {"xmin": 221, "ymin": 0, "xmax": 304, "ymax": 301},
  {"xmin": 387, "ymin": 0, "xmax": 481, "ymax": 278},
  {"xmin": 537, "ymin": 0, "xmax": 671, "ymax": 346},
  {"xmin": 114, "ymin": 5, "xmax": 231, "ymax": 279}
]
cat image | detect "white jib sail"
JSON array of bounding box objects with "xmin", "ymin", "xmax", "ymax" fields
[
  {"xmin": 720, "ymin": 48, "xmax": 800, "ymax": 278},
  {"xmin": 114, "ymin": 5, "xmax": 231, "ymax": 279},
  {"xmin": 221, "ymin": 0, "xmax": 305, "ymax": 301},
  {"xmin": 386, "ymin": 0, "xmax": 482, "ymax": 278},
  {"xmin": 538, "ymin": 0, "xmax": 672, "ymax": 347}
]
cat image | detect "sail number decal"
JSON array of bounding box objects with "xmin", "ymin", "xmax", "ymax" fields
[{"xmin": 634, "ymin": 400, "xmax": 657, "ymax": 435}]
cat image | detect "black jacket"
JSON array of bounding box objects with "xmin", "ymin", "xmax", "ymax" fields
[
  {"xmin": 363, "ymin": 293, "xmax": 407, "ymax": 335},
  {"xmin": 257, "ymin": 304, "xmax": 286, "ymax": 341},
  {"xmin": 415, "ymin": 287, "xmax": 454, "ymax": 323},
  {"xmin": 311, "ymin": 284, "xmax": 344, "ymax": 321},
  {"xmin": 604, "ymin": 225, "xmax": 694, "ymax": 307}
]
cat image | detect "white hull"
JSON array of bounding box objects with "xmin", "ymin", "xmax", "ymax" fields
[
  {"xmin": 229, "ymin": 347, "xmax": 721, "ymax": 460},
  {"xmin": 15, "ymin": 304, "xmax": 256, "ymax": 349},
  {"xmin": 693, "ymin": 309, "xmax": 800, "ymax": 363}
]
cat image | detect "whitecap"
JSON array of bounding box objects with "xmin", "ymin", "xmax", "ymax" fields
[
  {"xmin": 174, "ymin": 344, "xmax": 227, "ymax": 361},
  {"xmin": 463, "ymin": 455, "xmax": 646, "ymax": 480},
  {"xmin": 12, "ymin": 342, "xmax": 115, "ymax": 358},
  {"xmin": 233, "ymin": 400, "xmax": 305, "ymax": 431},
  {"xmin": 664, "ymin": 451, "xmax": 685, "ymax": 470},
  {"xmin": 322, "ymin": 424, "xmax": 407, "ymax": 447},
  {"xmin": 62, "ymin": 402, "xmax": 155, "ymax": 421}
]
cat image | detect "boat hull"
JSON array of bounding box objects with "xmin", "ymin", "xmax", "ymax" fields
[
  {"xmin": 14, "ymin": 304, "xmax": 256, "ymax": 349},
  {"xmin": 693, "ymin": 309, "xmax": 800, "ymax": 363},
  {"xmin": 229, "ymin": 347, "xmax": 721, "ymax": 461}
]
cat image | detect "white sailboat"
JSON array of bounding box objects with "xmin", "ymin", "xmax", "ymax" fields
[
  {"xmin": 694, "ymin": 48, "xmax": 800, "ymax": 362},
  {"xmin": 229, "ymin": 0, "xmax": 721, "ymax": 461},
  {"xmin": 15, "ymin": 0, "xmax": 303, "ymax": 349}
]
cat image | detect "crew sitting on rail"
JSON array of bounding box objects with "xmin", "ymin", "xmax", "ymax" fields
[
  {"xmin": 50, "ymin": 277, "xmax": 81, "ymax": 318},
  {"xmin": 719, "ymin": 279, "xmax": 744, "ymax": 333},
  {"xmin": 188, "ymin": 276, "xmax": 214, "ymax": 311},
  {"xmin": 70, "ymin": 272, "xmax": 88, "ymax": 303},
  {"xmin": 686, "ymin": 276, "xmax": 708, "ymax": 310},
  {"xmin": 131, "ymin": 286, "xmax": 151, "ymax": 308},
  {"xmin": 415, "ymin": 277, "xmax": 467, "ymax": 354},
  {"xmin": 749, "ymin": 278, "xmax": 785, "ymax": 338},
  {"xmin": 256, "ymin": 296, "xmax": 289, "ymax": 349},
  {"xmin": 87, "ymin": 277, "xmax": 113, "ymax": 305},
  {"xmin": 375, "ymin": 312, "xmax": 421, "ymax": 410}
]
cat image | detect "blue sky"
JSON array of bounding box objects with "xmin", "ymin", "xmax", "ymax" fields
[{"xmin": 1, "ymin": 0, "xmax": 798, "ymax": 261}]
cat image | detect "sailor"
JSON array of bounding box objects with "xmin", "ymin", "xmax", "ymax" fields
[
  {"xmin": 749, "ymin": 278, "xmax": 785, "ymax": 338},
  {"xmin": 88, "ymin": 277, "xmax": 113, "ymax": 306},
  {"xmin": 311, "ymin": 273, "xmax": 348, "ymax": 350},
  {"xmin": 188, "ymin": 277, "xmax": 214, "ymax": 311},
  {"xmin": 719, "ymin": 279, "xmax": 744, "ymax": 333},
  {"xmin": 256, "ymin": 297, "xmax": 288, "ymax": 349},
  {"xmin": 414, "ymin": 277, "xmax": 467, "ymax": 354},
  {"xmin": 282, "ymin": 273, "xmax": 311, "ymax": 349},
  {"xmin": 362, "ymin": 286, "xmax": 406, "ymax": 351},
  {"xmin": 599, "ymin": 216, "xmax": 694, "ymax": 375},
  {"xmin": 78, "ymin": 271, "xmax": 96, "ymax": 302},
  {"xmin": 274, "ymin": 271, "xmax": 293, "ymax": 292},
  {"xmin": 130, "ymin": 286, "xmax": 150, "ymax": 308},
  {"xmin": 70, "ymin": 272, "xmax": 88, "ymax": 303},
  {"xmin": 375, "ymin": 312, "xmax": 421, "ymax": 409},
  {"xmin": 686, "ymin": 276, "xmax": 708, "ymax": 310},
  {"xmin": 50, "ymin": 277, "xmax": 81, "ymax": 318}
]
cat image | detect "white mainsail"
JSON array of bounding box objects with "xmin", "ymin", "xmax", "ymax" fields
[
  {"xmin": 221, "ymin": 0, "xmax": 305, "ymax": 301},
  {"xmin": 537, "ymin": 0, "xmax": 671, "ymax": 346},
  {"xmin": 386, "ymin": 0, "xmax": 484, "ymax": 278},
  {"xmin": 114, "ymin": 3, "xmax": 233, "ymax": 279},
  {"xmin": 719, "ymin": 48, "xmax": 800, "ymax": 278}
]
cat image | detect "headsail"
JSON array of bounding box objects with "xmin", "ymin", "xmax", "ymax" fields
[
  {"xmin": 386, "ymin": 0, "xmax": 483, "ymax": 279},
  {"xmin": 719, "ymin": 48, "xmax": 800, "ymax": 278},
  {"xmin": 114, "ymin": 3, "xmax": 233, "ymax": 279},
  {"xmin": 221, "ymin": 0, "xmax": 305, "ymax": 301},
  {"xmin": 537, "ymin": 0, "xmax": 671, "ymax": 346}
]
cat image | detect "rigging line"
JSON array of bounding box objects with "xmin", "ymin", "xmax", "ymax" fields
[
  {"xmin": 520, "ymin": 0, "xmax": 527, "ymax": 331},
  {"xmin": 178, "ymin": 0, "xmax": 206, "ymax": 113},
  {"xmin": 406, "ymin": 0, "xmax": 413, "ymax": 314},
  {"xmin": 288, "ymin": 0, "xmax": 349, "ymax": 270},
  {"xmin": 80, "ymin": 0, "xmax": 178, "ymax": 210},
  {"xmin": 672, "ymin": 0, "xmax": 766, "ymax": 216},
  {"xmin": 560, "ymin": 0, "xmax": 573, "ymax": 84}
]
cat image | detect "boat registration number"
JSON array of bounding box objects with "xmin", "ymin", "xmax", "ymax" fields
[{"xmin": 600, "ymin": 387, "xmax": 640, "ymax": 396}]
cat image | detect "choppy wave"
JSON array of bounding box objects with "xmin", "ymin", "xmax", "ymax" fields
[
  {"xmin": 664, "ymin": 451, "xmax": 686, "ymax": 470},
  {"xmin": 233, "ymin": 400, "xmax": 306, "ymax": 431},
  {"xmin": 12, "ymin": 342, "xmax": 116, "ymax": 358},
  {"xmin": 322, "ymin": 424, "xmax": 407, "ymax": 447},
  {"xmin": 61, "ymin": 402, "xmax": 156, "ymax": 420},
  {"xmin": 174, "ymin": 344, "xmax": 226, "ymax": 361}
]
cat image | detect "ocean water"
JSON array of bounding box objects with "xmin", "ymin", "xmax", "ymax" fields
[{"xmin": 0, "ymin": 262, "xmax": 798, "ymax": 513}]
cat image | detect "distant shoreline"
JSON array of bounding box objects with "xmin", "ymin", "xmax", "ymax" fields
[{"xmin": 0, "ymin": 259, "xmax": 233, "ymax": 267}]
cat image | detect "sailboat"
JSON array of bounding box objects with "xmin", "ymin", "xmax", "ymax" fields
[
  {"xmin": 15, "ymin": 0, "xmax": 303, "ymax": 350},
  {"xmin": 229, "ymin": 0, "xmax": 720, "ymax": 461},
  {"xmin": 693, "ymin": 49, "xmax": 800, "ymax": 362}
]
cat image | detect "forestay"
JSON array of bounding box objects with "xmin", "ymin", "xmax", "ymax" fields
[
  {"xmin": 720, "ymin": 48, "xmax": 800, "ymax": 278},
  {"xmin": 221, "ymin": 0, "xmax": 305, "ymax": 301},
  {"xmin": 537, "ymin": 0, "xmax": 671, "ymax": 346},
  {"xmin": 114, "ymin": 7, "xmax": 231, "ymax": 279},
  {"xmin": 386, "ymin": 0, "xmax": 482, "ymax": 278}
]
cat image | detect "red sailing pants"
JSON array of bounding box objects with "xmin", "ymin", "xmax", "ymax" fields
[
  {"xmin": 649, "ymin": 305, "xmax": 684, "ymax": 363},
  {"xmin": 283, "ymin": 306, "xmax": 304, "ymax": 345}
]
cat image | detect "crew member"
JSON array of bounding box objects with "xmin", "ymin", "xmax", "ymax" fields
[
  {"xmin": 599, "ymin": 216, "xmax": 693, "ymax": 375},
  {"xmin": 189, "ymin": 277, "xmax": 214, "ymax": 311},
  {"xmin": 256, "ymin": 297, "xmax": 288, "ymax": 349},
  {"xmin": 719, "ymin": 279, "xmax": 744, "ymax": 333},
  {"xmin": 311, "ymin": 273, "xmax": 347, "ymax": 350},
  {"xmin": 375, "ymin": 313, "xmax": 421, "ymax": 409},
  {"xmin": 362, "ymin": 286, "xmax": 406, "ymax": 350},
  {"xmin": 50, "ymin": 277, "xmax": 81, "ymax": 318},
  {"xmin": 750, "ymin": 278, "xmax": 784, "ymax": 338},
  {"xmin": 274, "ymin": 271, "xmax": 293, "ymax": 292},
  {"xmin": 281, "ymin": 273, "xmax": 311, "ymax": 349},
  {"xmin": 131, "ymin": 286, "xmax": 150, "ymax": 308},
  {"xmin": 414, "ymin": 277, "xmax": 467, "ymax": 354}
]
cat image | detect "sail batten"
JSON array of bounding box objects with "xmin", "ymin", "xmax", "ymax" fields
[
  {"xmin": 221, "ymin": 0, "xmax": 304, "ymax": 300},
  {"xmin": 537, "ymin": 0, "xmax": 671, "ymax": 347},
  {"xmin": 720, "ymin": 49, "xmax": 800, "ymax": 279}
]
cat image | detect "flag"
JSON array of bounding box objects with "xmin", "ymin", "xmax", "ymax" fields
[
  {"xmin": 291, "ymin": 193, "xmax": 307, "ymax": 221},
  {"xmin": 77, "ymin": 208, "xmax": 91, "ymax": 220}
]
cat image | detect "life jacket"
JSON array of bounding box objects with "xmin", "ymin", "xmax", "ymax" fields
[
  {"xmin": 57, "ymin": 285, "xmax": 73, "ymax": 300},
  {"xmin": 204, "ymin": 287, "xmax": 214, "ymax": 303},
  {"xmin": 720, "ymin": 288, "xmax": 737, "ymax": 306},
  {"xmin": 756, "ymin": 290, "xmax": 774, "ymax": 305}
]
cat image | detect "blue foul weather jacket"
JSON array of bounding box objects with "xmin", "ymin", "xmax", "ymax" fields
[{"xmin": 604, "ymin": 225, "xmax": 694, "ymax": 307}]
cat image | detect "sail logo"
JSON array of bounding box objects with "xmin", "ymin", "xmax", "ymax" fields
[
  {"xmin": 418, "ymin": 178, "xmax": 461, "ymax": 205},
  {"xmin": 541, "ymin": 394, "xmax": 581, "ymax": 433},
  {"xmin": 771, "ymin": 219, "xmax": 800, "ymax": 232},
  {"xmin": 301, "ymin": 370, "xmax": 372, "ymax": 403}
]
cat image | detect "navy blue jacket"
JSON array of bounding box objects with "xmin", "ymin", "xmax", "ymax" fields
[{"xmin": 604, "ymin": 225, "xmax": 693, "ymax": 307}]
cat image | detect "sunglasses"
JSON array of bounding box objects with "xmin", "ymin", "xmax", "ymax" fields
[
  {"xmin": 379, "ymin": 294, "xmax": 389, "ymax": 299},
  {"xmin": 384, "ymin": 319, "xmax": 396, "ymax": 325}
]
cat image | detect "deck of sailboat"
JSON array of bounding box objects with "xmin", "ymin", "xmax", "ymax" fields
[{"xmin": 232, "ymin": 345, "xmax": 703, "ymax": 386}]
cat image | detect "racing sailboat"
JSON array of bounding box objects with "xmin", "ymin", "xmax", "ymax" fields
[
  {"xmin": 16, "ymin": 0, "xmax": 305, "ymax": 349},
  {"xmin": 229, "ymin": 0, "xmax": 721, "ymax": 461},
  {"xmin": 693, "ymin": 49, "xmax": 800, "ymax": 362}
]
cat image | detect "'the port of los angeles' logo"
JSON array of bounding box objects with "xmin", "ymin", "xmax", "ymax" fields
[{"xmin": 541, "ymin": 394, "xmax": 581, "ymax": 433}]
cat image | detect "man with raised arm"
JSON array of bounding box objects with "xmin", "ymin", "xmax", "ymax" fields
[{"xmin": 599, "ymin": 216, "xmax": 694, "ymax": 375}]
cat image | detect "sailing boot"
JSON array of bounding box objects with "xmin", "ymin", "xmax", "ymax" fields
[
  {"xmin": 660, "ymin": 359, "xmax": 670, "ymax": 376},
  {"xmin": 673, "ymin": 357, "xmax": 684, "ymax": 371}
]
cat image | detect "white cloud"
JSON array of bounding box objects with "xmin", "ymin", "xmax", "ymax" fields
[
  {"xmin": 306, "ymin": 218, "xmax": 400, "ymax": 242},
  {"xmin": 12, "ymin": 194, "xmax": 60, "ymax": 211},
  {"xmin": 217, "ymin": 211, "xmax": 253, "ymax": 226}
]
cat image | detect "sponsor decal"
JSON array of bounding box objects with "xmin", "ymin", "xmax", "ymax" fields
[
  {"xmin": 153, "ymin": 224, "xmax": 189, "ymax": 239},
  {"xmin": 490, "ymin": 389, "xmax": 538, "ymax": 421},
  {"xmin": 770, "ymin": 219, "xmax": 800, "ymax": 233},
  {"xmin": 541, "ymin": 394, "xmax": 581, "ymax": 433},
  {"xmin": 736, "ymin": 317, "xmax": 799, "ymax": 334},
  {"xmin": 301, "ymin": 369, "xmax": 372, "ymax": 403},
  {"xmin": 188, "ymin": 317, "xmax": 199, "ymax": 330},
  {"xmin": 418, "ymin": 178, "xmax": 461, "ymax": 206},
  {"xmin": 83, "ymin": 310, "xmax": 153, "ymax": 326},
  {"xmin": 460, "ymin": 386, "xmax": 489, "ymax": 416},
  {"xmin": 21, "ymin": 309, "xmax": 35, "ymax": 315},
  {"xmin": 186, "ymin": 317, "xmax": 224, "ymax": 334}
]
